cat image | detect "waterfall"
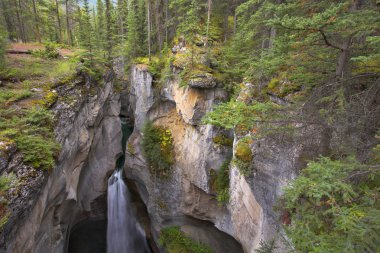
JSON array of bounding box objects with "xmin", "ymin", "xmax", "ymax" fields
[
  {"xmin": 107, "ymin": 118, "xmax": 150, "ymax": 253},
  {"xmin": 107, "ymin": 170, "xmax": 150, "ymax": 253}
]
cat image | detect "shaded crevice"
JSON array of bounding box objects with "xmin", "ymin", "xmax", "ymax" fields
[
  {"xmin": 161, "ymin": 215, "xmax": 244, "ymax": 253},
  {"xmin": 125, "ymin": 178, "xmax": 160, "ymax": 253},
  {"xmin": 67, "ymin": 219, "xmax": 107, "ymax": 253}
]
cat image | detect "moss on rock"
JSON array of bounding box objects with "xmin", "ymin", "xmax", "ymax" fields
[
  {"xmin": 212, "ymin": 134, "xmax": 233, "ymax": 147},
  {"xmin": 235, "ymin": 140, "xmax": 253, "ymax": 163}
]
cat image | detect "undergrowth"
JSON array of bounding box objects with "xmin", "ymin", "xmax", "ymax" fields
[
  {"xmin": 159, "ymin": 226, "xmax": 213, "ymax": 253},
  {"xmin": 141, "ymin": 121, "xmax": 174, "ymax": 178},
  {"xmin": 0, "ymin": 107, "xmax": 60, "ymax": 170},
  {"xmin": 215, "ymin": 156, "xmax": 232, "ymax": 206}
]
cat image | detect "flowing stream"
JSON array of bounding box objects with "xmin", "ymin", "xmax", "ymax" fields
[{"xmin": 107, "ymin": 118, "xmax": 150, "ymax": 253}]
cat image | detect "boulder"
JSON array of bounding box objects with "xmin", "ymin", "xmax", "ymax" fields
[{"xmin": 188, "ymin": 73, "xmax": 217, "ymax": 89}]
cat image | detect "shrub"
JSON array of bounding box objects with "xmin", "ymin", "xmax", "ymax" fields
[
  {"xmin": 281, "ymin": 156, "xmax": 380, "ymax": 253},
  {"xmin": 159, "ymin": 226, "xmax": 213, "ymax": 253},
  {"xmin": 0, "ymin": 107, "xmax": 60, "ymax": 170},
  {"xmin": 32, "ymin": 42, "xmax": 60, "ymax": 59},
  {"xmin": 0, "ymin": 89, "xmax": 32, "ymax": 106},
  {"xmin": 15, "ymin": 135, "xmax": 60, "ymax": 170},
  {"xmin": 215, "ymin": 157, "xmax": 231, "ymax": 206},
  {"xmin": 255, "ymin": 239, "xmax": 277, "ymax": 253},
  {"xmin": 0, "ymin": 173, "xmax": 16, "ymax": 193},
  {"xmin": 142, "ymin": 121, "xmax": 174, "ymax": 178},
  {"xmin": 232, "ymin": 158, "xmax": 251, "ymax": 176},
  {"xmin": 212, "ymin": 134, "xmax": 233, "ymax": 147}
]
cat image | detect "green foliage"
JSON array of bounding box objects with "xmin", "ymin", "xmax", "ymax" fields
[
  {"xmin": 212, "ymin": 134, "xmax": 233, "ymax": 147},
  {"xmin": 232, "ymin": 158, "xmax": 252, "ymax": 177},
  {"xmin": 0, "ymin": 108, "xmax": 60, "ymax": 170},
  {"xmin": 141, "ymin": 121, "xmax": 174, "ymax": 178},
  {"xmin": 32, "ymin": 43, "xmax": 60, "ymax": 59},
  {"xmin": 127, "ymin": 142, "xmax": 136, "ymax": 155},
  {"xmin": 0, "ymin": 89, "xmax": 32, "ymax": 105},
  {"xmin": 203, "ymin": 101, "xmax": 280, "ymax": 130},
  {"xmin": 0, "ymin": 24, "xmax": 7, "ymax": 68},
  {"xmin": 0, "ymin": 56, "xmax": 77, "ymax": 83},
  {"xmin": 281, "ymin": 156, "xmax": 380, "ymax": 253},
  {"xmin": 0, "ymin": 212, "xmax": 9, "ymax": 229},
  {"xmin": 159, "ymin": 226, "xmax": 213, "ymax": 253},
  {"xmin": 255, "ymin": 239, "xmax": 277, "ymax": 253},
  {"xmin": 0, "ymin": 173, "xmax": 16, "ymax": 229},
  {"xmin": 0, "ymin": 173, "xmax": 16, "ymax": 193},
  {"xmin": 215, "ymin": 157, "xmax": 231, "ymax": 206},
  {"xmin": 134, "ymin": 46, "xmax": 175, "ymax": 88},
  {"xmin": 15, "ymin": 135, "xmax": 59, "ymax": 170}
]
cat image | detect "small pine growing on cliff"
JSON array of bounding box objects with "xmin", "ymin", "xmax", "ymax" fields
[{"xmin": 141, "ymin": 121, "xmax": 174, "ymax": 178}]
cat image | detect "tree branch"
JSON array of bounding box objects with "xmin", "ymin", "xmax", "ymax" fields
[{"xmin": 318, "ymin": 29, "xmax": 344, "ymax": 50}]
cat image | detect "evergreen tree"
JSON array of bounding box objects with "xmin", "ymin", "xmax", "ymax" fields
[
  {"xmin": 81, "ymin": 0, "xmax": 95, "ymax": 64},
  {"xmin": 105, "ymin": 0, "xmax": 113, "ymax": 61},
  {"xmin": 282, "ymin": 156, "xmax": 380, "ymax": 253},
  {"xmin": 136, "ymin": 0, "xmax": 147, "ymax": 55},
  {"xmin": 126, "ymin": 0, "xmax": 139, "ymax": 57},
  {"xmin": 0, "ymin": 20, "xmax": 7, "ymax": 68}
]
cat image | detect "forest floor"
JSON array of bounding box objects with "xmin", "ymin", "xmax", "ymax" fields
[
  {"xmin": 7, "ymin": 43, "xmax": 75, "ymax": 57},
  {"xmin": 0, "ymin": 43, "xmax": 79, "ymax": 111}
]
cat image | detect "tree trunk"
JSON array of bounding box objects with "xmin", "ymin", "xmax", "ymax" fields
[
  {"xmin": 268, "ymin": 27, "xmax": 276, "ymax": 49},
  {"xmin": 223, "ymin": 2, "xmax": 229, "ymax": 42},
  {"xmin": 105, "ymin": 0, "xmax": 113, "ymax": 62},
  {"xmin": 164, "ymin": 0, "xmax": 168, "ymax": 44},
  {"xmin": 335, "ymin": 41, "xmax": 351, "ymax": 79},
  {"xmin": 55, "ymin": 0, "xmax": 63, "ymax": 42},
  {"xmin": 233, "ymin": 8, "xmax": 237, "ymax": 34},
  {"xmin": 205, "ymin": 0, "xmax": 212, "ymax": 48},
  {"xmin": 147, "ymin": 0, "xmax": 151, "ymax": 61},
  {"xmin": 16, "ymin": 0, "xmax": 26, "ymax": 43},
  {"xmin": 155, "ymin": 0, "xmax": 162, "ymax": 52},
  {"xmin": 1, "ymin": 0, "xmax": 15, "ymax": 40},
  {"xmin": 32, "ymin": 0, "xmax": 41, "ymax": 43},
  {"xmin": 335, "ymin": 0, "xmax": 360, "ymax": 80},
  {"xmin": 65, "ymin": 0, "xmax": 72, "ymax": 45}
]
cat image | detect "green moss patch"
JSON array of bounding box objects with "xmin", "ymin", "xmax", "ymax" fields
[
  {"xmin": 235, "ymin": 140, "xmax": 253, "ymax": 162},
  {"xmin": 215, "ymin": 157, "xmax": 231, "ymax": 206},
  {"xmin": 212, "ymin": 134, "xmax": 233, "ymax": 147},
  {"xmin": 159, "ymin": 226, "xmax": 213, "ymax": 253}
]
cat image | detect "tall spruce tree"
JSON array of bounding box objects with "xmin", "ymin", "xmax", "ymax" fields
[
  {"xmin": 96, "ymin": 0, "xmax": 106, "ymax": 51},
  {"xmin": 81, "ymin": 0, "xmax": 95, "ymax": 64},
  {"xmin": 125, "ymin": 0, "xmax": 138, "ymax": 57}
]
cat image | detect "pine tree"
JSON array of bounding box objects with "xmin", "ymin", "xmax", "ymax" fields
[
  {"xmin": 81, "ymin": 0, "xmax": 95, "ymax": 64},
  {"xmin": 0, "ymin": 19, "xmax": 7, "ymax": 67},
  {"xmin": 136, "ymin": 0, "xmax": 147, "ymax": 56},
  {"xmin": 126, "ymin": 0, "xmax": 139, "ymax": 58}
]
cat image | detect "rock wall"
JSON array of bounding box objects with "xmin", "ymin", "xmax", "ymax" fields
[
  {"xmin": 1, "ymin": 72, "xmax": 122, "ymax": 253},
  {"xmin": 124, "ymin": 66, "xmax": 329, "ymax": 253}
]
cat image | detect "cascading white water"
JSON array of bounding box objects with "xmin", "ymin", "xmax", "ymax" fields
[{"xmin": 107, "ymin": 170, "xmax": 150, "ymax": 253}]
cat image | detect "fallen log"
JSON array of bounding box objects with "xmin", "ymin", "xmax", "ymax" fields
[{"xmin": 6, "ymin": 49, "xmax": 32, "ymax": 55}]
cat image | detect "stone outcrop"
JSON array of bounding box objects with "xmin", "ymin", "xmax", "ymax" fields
[
  {"xmin": 124, "ymin": 66, "xmax": 244, "ymax": 252},
  {"xmin": 124, "ymin": 66, "xmax": 329, "ymax": 253},
  {"xmin": 188, "ymin": 73, "xmax": 217, "ymax": 89},
  {"xmin": 1, "ymin": 73, "xmax": 123, "ymax": 253}
]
